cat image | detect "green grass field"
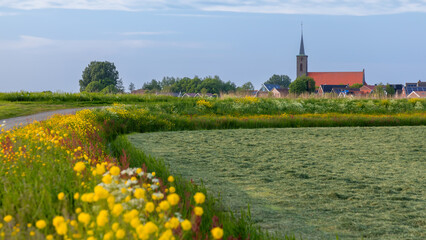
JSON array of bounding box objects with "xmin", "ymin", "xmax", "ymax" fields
[{"xmin": 128, "ymin": 126, "xmax": 426, "ymax": 239}]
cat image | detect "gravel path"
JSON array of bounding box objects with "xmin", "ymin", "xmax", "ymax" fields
[{"xmin": 0, "ymin": 107, "xmax": 98, "ymax": 131}]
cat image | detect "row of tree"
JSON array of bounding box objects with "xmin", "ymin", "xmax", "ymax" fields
[
  {"xmin": 78, "ymin": 61, "xmax": 319, "ymax": 95},
  {"xmin": 77, "ymin": 61, "xmax": 321, "ymax": 95}
]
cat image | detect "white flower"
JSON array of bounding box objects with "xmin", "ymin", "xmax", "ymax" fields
[
  {"xmin": 152, "ymin": 178, "xmax": 159, "ymax": 183},
  {"xmin": 147, "ymin": 173, "xmax": 153, "ymax": 179},
  {"xmin": 150, "ymin": 184, "xmax": 159, "ymax": 191}
]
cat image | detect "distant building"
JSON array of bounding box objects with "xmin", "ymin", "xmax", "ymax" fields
[
  {"xmin": 407, "ymin": 91, "xmax": 426, "ymax": 98},
  {"xmin": 317, "ymin": 84, "xmax": 349, "ymax": 95},
  {"xmin": 296, "ymin": 32, "xmax": 365, "ymax": 87},
  {"xmin": 257, "ymin": 83, "xmax": 289, "ymax": 98}
]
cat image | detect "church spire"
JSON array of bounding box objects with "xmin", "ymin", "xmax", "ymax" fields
[{"xmin": 299, "ymin": 23, "xmax": 305, "ymax": 55}]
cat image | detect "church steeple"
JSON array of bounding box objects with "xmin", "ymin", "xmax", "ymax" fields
[
  {"xmin": 296, "ymin": 23, "xmax": 308, "ymax": 78},
  {"xmin": 299, "ymin": 30, "xmax": 305, "ymax": 55}
]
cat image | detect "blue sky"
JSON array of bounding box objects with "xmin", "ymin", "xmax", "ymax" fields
[{"xmin": 1, "ymin": 0, "xmax": 426, "ymax": 92}]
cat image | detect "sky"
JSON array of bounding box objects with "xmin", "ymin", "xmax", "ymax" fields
[{"xmin": 1, "ymin": 0, "xmax": 426, "ymax": 92}]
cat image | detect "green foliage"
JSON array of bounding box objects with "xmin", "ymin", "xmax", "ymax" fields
[
  {"xmin": 143, "ymin": 76, "xmax": 236, "ymax": 95},
  {"xmin": 85, "ymin": 81, "xmax": 103, "ymax": 92},
  {"xmin": 238, "ymin": 82, "xmax": 255, "ymax": 91},
  {"xmin": 349, "ymin": 83, "xmax": 363, "ymax": 89},
  {"xmin": 265, "ymin": 74, "xmax": 292, "ymax": 88},
  {"xmin": 100, "ymin": 85, "xmax": 119, "ymax": 94},
  {"xmin": 289, "ymin": 76, "xmax": 315, "ymax": 94},
  {"xmin": 386, "ymin": 84, "xmax": 396, "ymax": 96},
  {"xmin": 79, "ymin": 61, "xmax": 120, "ymax": 92}
]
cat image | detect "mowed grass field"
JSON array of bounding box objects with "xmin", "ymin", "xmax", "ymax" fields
[{"xmin": 128, "ymin": 126, "xmax": 426, "ymax": 239}]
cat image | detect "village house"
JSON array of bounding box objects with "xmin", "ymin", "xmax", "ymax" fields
[{"xmin": 257, "ymin": 83, "xmax": 289, "ymax": 98}]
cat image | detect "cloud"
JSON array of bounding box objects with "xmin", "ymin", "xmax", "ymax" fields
[
  {"xmin": 0, "ymin": 35, "xmax": 203, "ymax": 51},
  {"xmin": 1, "ymin": 0, "xmax": 426, "ymax": 15},
  {"xmin": 0, "ymin": 35, "xmax": 55, "ymax": 50}
]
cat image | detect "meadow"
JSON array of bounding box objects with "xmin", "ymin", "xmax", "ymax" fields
[
  {"xmin": 128, "ymin": 127, "xmax": 426, "ymax": 239},
  {"xmin": 1, "ymin": 95, "xmax": 425, "ymax": 239}
]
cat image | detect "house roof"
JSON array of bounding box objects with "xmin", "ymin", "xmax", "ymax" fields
[
  {"xmin": 274, "ymin": 88, "xmax": 289, "ymax": 94},
  {"xmin": 319, "ymin": 84, "xmax": 348, "ymax": 93},
  {"xmin": 308, "ymin": 72, "xmax": 364, "ymax": 87},
  {"xmin": 405, "ymin": 86, "xmax": 426, "ymax": 95},
  {"xmin": 407, "ymin": 91, "xmax": 426, "ymax": 98},
  {"xmin": 263, "ymin": 84, "xmax": 281, "ymax": 91}
]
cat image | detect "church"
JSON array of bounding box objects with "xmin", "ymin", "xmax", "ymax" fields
[{"xmin": 297, "ymin": 33, "xmax": 366, "ymax": 87}]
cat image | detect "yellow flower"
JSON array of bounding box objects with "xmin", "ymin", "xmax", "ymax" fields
[
  {"xmin": 97, "ymin": 210, "xmax": 109, "ymax": 227},
  {"xmin": 109, "ymin": 166, "xmax": 120, "ymax": 176},
  {"xmin": 94, "ymin": 185, "xmax": 109, "ymax": 199},
  {"xmin": 152, "ymin": 172, "xmax": 156, "ymax": 176},
  {"xmin": 194, "ymin": 192, "xmax": 206, "ymax": 204},
  {"xmin": 181, "ymin": 220, "xmax": 192, "ymax": 231},
  {"xmin": 211, "ymin": 227, "xmax": 224, "ymax": 240},
  {"xmin": 194, "ymin": 206, "xmax": 204, "ymax": 216},
  {"xmin": 168, "ymin": 176, "xmax": 174, "ymax": 182},
  {"xmin": 74, "ymin": 192, "xmax": 80, "ymax": 200},
  {"xmin": 102, "ymin": 174, "xmax": 112, "ymax": 184},
  {"xmin": 144, "ymin": 202, "xmax": 155, "ymax": 213},
  {"xmin": 168, "ymin": 217, "xmax": 180, "ymax": 229},
  {"xmin": 115, "ymin": 229, "xmax": 125, "ymax": 239},
  {"xmin": 73, "ymin": 162, "xmax": 86, "ymax": 172},
  {"xmin": 87, "ymin": 237, "xmax": 96, "ymax": 240},
  {"xmin": 56, "ymin": 222, "xmax": 67, "ymax": 235},
  {"xmin": 46, "ymin": 235, "xmax": 53, "ymax": 240},
  {"xmin": 144, "ymin": 222, "xmax": 158, "ymax": 234},
  {"xmin": 130, "ymin": 218, "xmax": 140, "ymax": 228},
  {"xmin": 53, "ymin": 216, "xmax": 65, "ymax": 228},
  {"xmin": 30, "ymin": 231, "xmax": 35, "ymax": 236},
  {"xmin": 57, "ymin": 192, "xmax": 65, "ymax": 200},
  {"xmin": 0, "ymin": 223, "xmax": 3, "ymax": 228},
  {"xmin": 169, "ymin": 187, "xmax": 176, "ymax": 193},
  {"xmin": 112, "ymin": 204, "xmax": 123, "ymax": 217},
  {"xmin": 35, "ymin": 220, "xmax": 46, "ymax": 229},
  {"xmin": 96, "ymin": 164, "xmax": 106, "ymax": 175},
  {"xmin": 159, "ymin": 229, "xmax": 173, "ymax": 240},
  {"xmin": 103, "ymin": 231, "xmax": 114, "ymax": 240},
  {"xmin": 78, "ymin": 212, "xmax": 91, "ymax": 226},
  {"xmin": 167, "ymin": 193, "xmax": 180, "ymax": 206},
  {"xmin": 75, "ymin": 208, "xmax": 82, "ymax": 214},
  {"xmin": 134, "ymin": 188, "xmax": 145, "ymax": 199},
  {"xmin": 3, "ymin": 215, "xmax": 12, "ymax": 223},
  {"xmin": 123, "ymin": 209, "xmax": 139, "ymax": 223},
  {"xmin": 112, "ymin": 222, "xmax": 119, "ymax": 232},
  {"xmin": 159, "ymin": 201, "xmax": 170, "ymax": 211}
]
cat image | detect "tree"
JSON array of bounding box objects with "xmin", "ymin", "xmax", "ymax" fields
[
  {"xmin": 265, "ymin": 74, "xmax": 291, "ymax": 88},
  {"xmin": 79, "ymin": 61, "xmax": 120, "ymax": 92},
  {"xmin": 374, "ymin": 83, "xmax": 386, "ymax": 98},
  {"xmin": 289, "ymin": 76, "xmax": 315, "ymax": 94},
  {"xmin": 240, "ymin": 82, "xmax": 254, "ymax": 91},
  {"xmin": 129, "ymin": 82, "xmax": 135, "ymax": 93},
  {"xmin": 142, "ymin": 79, "xmax": 161, "ymax": 91},
  {"xmin": 385, "ymin": 84, "xmax": 396, "ymax": 96}
]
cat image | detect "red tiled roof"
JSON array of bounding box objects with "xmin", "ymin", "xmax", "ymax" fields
[{"xmin": 308, "ymin": 72, "xmax": 364, "ymax": 87}]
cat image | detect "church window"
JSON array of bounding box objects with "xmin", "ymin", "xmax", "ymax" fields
[{"xmin": 300, "ymin": 63, "xmax": 303, "ymax": 71}]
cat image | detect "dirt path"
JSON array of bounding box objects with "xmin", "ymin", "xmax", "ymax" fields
[{"xmin": 0, "ymin": 107, "xmax": 98, "ymax": 131}]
